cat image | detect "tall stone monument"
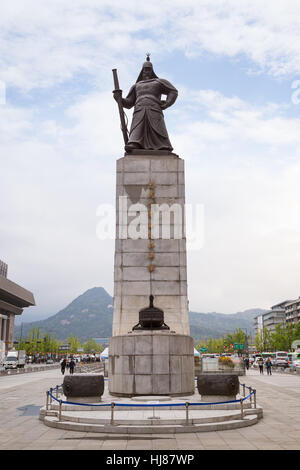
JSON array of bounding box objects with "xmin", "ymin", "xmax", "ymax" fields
[{"xmin": 109, "ymin": 56, "xmax": 194, "ymax": 397}]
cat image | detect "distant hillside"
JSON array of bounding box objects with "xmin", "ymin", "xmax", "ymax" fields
[
  {"xmin": 14, "ymin": 287, "xmax": 114, "ymax": 342},
  {"xmin": 14, "ymin": 287, "xmax": 266, "ymax": 342},
  {"xmin": 189, "ymin": 308, "xmax": 266, "ymax": 342}
]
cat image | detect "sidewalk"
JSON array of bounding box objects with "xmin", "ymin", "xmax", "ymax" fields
[{"xmin": 0, "ymin": 367, "xmax": 300, "ymax": 450}]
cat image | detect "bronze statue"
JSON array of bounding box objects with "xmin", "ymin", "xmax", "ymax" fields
[{"xmin": 113, "ymin": 55, "xmax": 178, "ymax": 152}]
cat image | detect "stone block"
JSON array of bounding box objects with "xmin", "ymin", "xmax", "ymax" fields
[
  {"xmin": 197, "ymin": 374, "xmax": 239, "ymax": 397},
  {"xmin": 122, "ymin": 374, "xmax": 134, "ymax": 394},
  {"xmin": 151, "ymin": 172, "xmax": 178, "ymax": 185},
  {"xmin": 170, "ymin": 355, "xmax": 182, "ymax": 374},
  {"xmin": 135, "ymin": 335, "xmax": 153, "ymax": 355},
  {"xmin": 152, "ymin": 253, "xmax": 180, "ymax": 266},
  {"xmin": 152, "ymin": 374, "xmax": 170, "ymax": 394},
  {"xmin": 134, "ymin": 375, "xmax": 152, "ymax": 395},
  {"xmin": 135, "ymin": 355, "xmax": 152, "ymax": 374},
  {"xmin": 62, "ymin": 374, "xmax": 104, "ymax": 398},
  {"xmin": 155, "ymin": 186, "xmax": 178, "ymax": 198},
  {"xmin": 122, "ymin": 336, "xmax": 135, "ymax": 355},
  {"xmin": 151, "ymin": 158, "xmax": 178, "ymax": 172},
  {"xmin": 122, "ymin": 267, "xmax": 150, "ymax": 281},
  {"xmin": 123, "ymin": 172, "xmax": 149, "ymax": 185},
  {"xmin": 151, "ymin": 281, "xmax": 180, "ymax": 295},
  {"xmin": 121, "ymin": 295, "xmax": 149, "ymax": 310},
  {"xmin": 153, "ymin": 335, "xmax": 170, "ymax": 355},
  {"xmin": 147, "ymin": 239, "xmax": 179, "ymax": 252},
  {"xmin": 153, "ymin": 355, "xmax": 169, "ymax": 374},
  {"xmin": 121, "ymin": 239, "xmax": 149, "ymax": 252},
  {"xmin": 122, "ymin": 254, "xmax": 148, "ymax": 267},
  {"xmin": 123, "ymin": 158, "xmax": 150, "ymax": 172},
  {"xmin": 170, "ymin": 373, "xmax": 182, "ymax": 394},
  {"xmin": 152, "ymin": 267, "xmax": 180, "ymax": 281},
  {"xmin": 122, "ymin": 281, "xmax": 151, "ymax": 295}
]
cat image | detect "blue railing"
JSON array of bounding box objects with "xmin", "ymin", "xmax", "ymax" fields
[{"xmin": 45, "ymin": 380, "xmax": 256, "ymax": 422}]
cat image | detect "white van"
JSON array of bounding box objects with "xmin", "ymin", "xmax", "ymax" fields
[{"xmin": 274, "ymin": 351, "xmax": 289, "ymax": 368}]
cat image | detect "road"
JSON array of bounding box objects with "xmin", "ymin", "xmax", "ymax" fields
[{"xmin": 0, "ymin": 367, "xmax": 300, "ymax": 450}]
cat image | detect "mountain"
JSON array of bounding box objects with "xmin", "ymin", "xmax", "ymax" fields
[
  {"xmin": 14, "ymin": 287, "xmax": 114, "ymax": 343},
  {"xmin": 189, "ymin": 308, "xmax": 266, "ymax": 342},
  {"xmin": 14, "ymin": 287, "xmax": 266, "ymax": 342}
]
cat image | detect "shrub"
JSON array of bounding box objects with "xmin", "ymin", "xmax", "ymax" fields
[{"xmin": 219, "ymin": 356, "xmax": 234, "ymax": 368}]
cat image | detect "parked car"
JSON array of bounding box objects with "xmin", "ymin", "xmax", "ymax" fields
[
  {"xmin": 274, "ymin": 351, "xmax": 289, "ymax": 368},
  {"xmin": 46, "ymin": 359, "xmax": 54, "ymax": 364},
  {"xmin": 290, "ymin": 352, "xmax": 300, "ymax": 371}
]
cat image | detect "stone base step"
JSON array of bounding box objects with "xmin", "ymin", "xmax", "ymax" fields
[{"xmin": 40, "ymin": 410, "xmax": 260, "ymax": 434}]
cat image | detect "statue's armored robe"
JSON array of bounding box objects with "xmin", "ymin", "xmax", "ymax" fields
[{"xmin": 122, "ymin": 78, "xmax": 178, "ymax": 151}]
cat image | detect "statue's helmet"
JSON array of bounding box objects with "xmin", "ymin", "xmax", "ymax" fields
[{"xmin": 136, "ymin": 54, "xmax": 158, "ymax": 82}]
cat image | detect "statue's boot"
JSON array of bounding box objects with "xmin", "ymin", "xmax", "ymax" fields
[{"xmin": 125, "ymin": 142, "xmax": 142, "ymax": 152}]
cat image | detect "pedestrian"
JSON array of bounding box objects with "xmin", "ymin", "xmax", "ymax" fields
[
  {"xmin": 69, "ymin": 358, "xmax": 75, "ymax": 375},
  {"xmin": 258, "ymin": 357, "xmax": 264, "ymax": 374},
  {"xmin": 244, "ymin": 356, "xmax": 250, "ymax": 370},
  {"xmin": 60, "ymin": 357, "xmax": 66, "ymax": 375},
  {"xmin": 265, "ymin": 357, "xmax": 272, "ymax": 375}
]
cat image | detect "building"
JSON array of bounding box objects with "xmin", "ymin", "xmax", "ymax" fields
[
  {"xmin": 0, "ymin": 260, "xmax": 35, "ymax": 351},
  {"xmin": 285, "ymin": 298, "xmax": 300, "ymax": 325},
  {"xmin": 254, "ymin": 314, "xmax": 264, "ymax": 337},
  {"xmin": 254, "ymin": 300, "xmax": 293, "ymax": 335}
]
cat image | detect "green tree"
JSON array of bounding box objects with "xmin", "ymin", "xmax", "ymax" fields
[
  {"xmin": 293, "ymin": 322, "xmax": 300, "ymax": 341},
  {"xmin": 67, "ymin": 334, "xmax": 82, "ymax": 354},
  {"xmin": 83, "ymin": 339, "xmax": 103, "ymax": 354}
]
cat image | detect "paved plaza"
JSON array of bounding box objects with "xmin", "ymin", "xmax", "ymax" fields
[{"xmin": 0, "ymin": 367, "xmax": 300, "ymax": 450}]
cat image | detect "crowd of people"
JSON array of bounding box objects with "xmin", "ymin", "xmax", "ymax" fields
[{"xmin": 244, "ymin": 355, "xmax": 273, "ymax": 375}]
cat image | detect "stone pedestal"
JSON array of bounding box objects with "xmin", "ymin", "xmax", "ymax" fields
[
  {"xmin": 110, "ymin": 152, "xmax": 194, "ymax": 397},
  {"xmin": 109, "ymin": 331, "xmax": 194, "ymax": 397},
  {"xmin": 113, "ymin": 153, "xmax": 189, "ymax": 336}
]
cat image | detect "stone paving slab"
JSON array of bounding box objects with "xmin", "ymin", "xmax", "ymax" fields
[{"xmin": 1, "ymin": 367, "xmax": 300, "ymax": 450}]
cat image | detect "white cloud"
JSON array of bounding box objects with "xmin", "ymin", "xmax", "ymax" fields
[
  {"xmin": 1, "ymin": 1, "xmax": 300, "ymax": 92},
  {"xmin": 2, "ymin": 1, "xmax": 300, "ymax": 317},
  {"xmin": 2, "ymin": 82, "xmax": 300, "ymax": 316}
]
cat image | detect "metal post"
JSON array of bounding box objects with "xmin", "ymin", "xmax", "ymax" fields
[
  {"xmin": 185, "ymin": 402, "xmax": 189, "ymax": 424},
  {"xmin": 56, "ymin": 385, "xmax": 58, "ymax": 400},
  {"xmin": 46, "ymin": 391, "xmax": 49, "ymax": 411},
  {"xmin": 243, "ymin": 384, "xmax": 246, "ymax": 397},
  {"xmin": 240, "ymin": 398, "xmax": 244, "ymax": 419},
  {"xmin": 49, "ymin": 387, "xmax": 53, "ymax": 406},
  {"xmin": 253, "ymin": 389, "xmax": 257, "ymax": 409},
  {"xmin": 58, "ymin": 399, "xmax": 62, "ymax": 421},
  {"xmin": 111, "ymin": 402, "xmax": 115, "ymax": 425}
]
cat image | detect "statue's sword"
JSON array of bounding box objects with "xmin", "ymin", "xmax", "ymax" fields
[{"xmin": 112, "ymin": 69, "xmax": 129, "ymax": 145}]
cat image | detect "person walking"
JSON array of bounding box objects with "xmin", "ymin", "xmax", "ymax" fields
[
  {"xmin": 265, "ymin": 357, "xmax": 272, "ymax": 375},
  {"xmin": 69, "ymin": 358, "xmax": 75, "ymax": 375},
  {"xmin": 258, "ymin": 357, "xmax": 264, "ymax": 374},
  {"xmin": 244, "ymin": 356, "xmax": 250, "ymax": 370},
  {"xmin": 60, "ymin": 357, "xmax": 66, "ymax": 375}
]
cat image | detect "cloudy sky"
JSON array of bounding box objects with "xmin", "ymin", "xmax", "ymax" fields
[{"xmin": 2, "ymin": 0, "xmax": 300, "ymax": 321}]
